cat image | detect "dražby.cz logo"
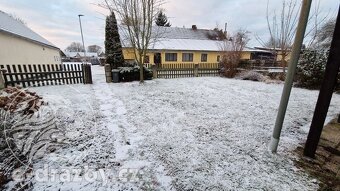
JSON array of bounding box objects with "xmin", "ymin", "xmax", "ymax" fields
[{"xmin": 12, "ymin": 165, "xmax": 144, "ymax": 184}]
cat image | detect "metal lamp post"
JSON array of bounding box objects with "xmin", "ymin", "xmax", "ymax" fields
[
  {"xmin": 78, "ymin": 14, "xmax": 87, "ymax": 62},
  {"xmin": 269, "ymin": 0, "xmax": 312, "ymax": 153}
]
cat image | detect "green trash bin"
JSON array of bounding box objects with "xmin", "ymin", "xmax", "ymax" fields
[{"xmin": 112, "ymin": 69, "xmax": 120, "ymax": 83}]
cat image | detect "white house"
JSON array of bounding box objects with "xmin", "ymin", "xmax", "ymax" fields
[{"xmin": 0, "ymin": 11, "xmax": 61, "ymax": 66}]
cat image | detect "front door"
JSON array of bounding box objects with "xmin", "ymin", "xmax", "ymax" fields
[{"xmin": 154, "ymin": 53, "xmax": 161, "ymax": 67}]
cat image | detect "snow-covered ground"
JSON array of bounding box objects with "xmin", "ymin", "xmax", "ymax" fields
[{"xmin": 7, "ymin": 65, "xmax": 340, "ymax": 190}]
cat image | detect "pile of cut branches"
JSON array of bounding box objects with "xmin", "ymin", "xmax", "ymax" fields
[
  {"xmin": 0, "ymin": 87, "xmax": 48, "ymax": 190},
  {"xmin": 0, "ymin": 87, "xmax": 46, "ymax": 115}
]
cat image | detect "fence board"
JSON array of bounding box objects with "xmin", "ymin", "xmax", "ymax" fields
[
  {"xmin": 47, "ymin": 64, "xmax": 52, "ymax": 85},
  {"xmin": 67, "ymin": 65, "xmax": 72, "ymax": 84},
  {"xmin": 77, "ymin": 64, "xmax": 83, "ymax": 83},
  {"xmin": 39, "ymin": 64, "xmax": 46, "ymax": 86},
  {"xmin": 60, "ymin": 64, "xmax": 65, "ymax": 85},
  {"xmin": 32, "ymin": 65, "xmax": 38, "ymax": 87},
  {"xmin": 17, "ymin": 65, "xmax": 25, "ymax": 87},
  {"xmin": 71, "ymin": 64, "xmax": 75, "ymax": 84},
  {"xmin": 6, "ymin": 65, "xmax": 14, "ymax": 87},
  {"xmin": 22, "ymin": 65, "xmax": 30, "ymax": 87},
  {"xmin": 11, "ymin": 65, "xmax": 19, "ymax": 87},
  {"xmin": 43, "ymin": 64, "xmax": 49, "ymax": 86}
]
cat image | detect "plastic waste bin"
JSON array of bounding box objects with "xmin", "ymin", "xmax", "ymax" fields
[{"xmin": 112, "ymin": 69, "xmax": 120, "ymax": 83}]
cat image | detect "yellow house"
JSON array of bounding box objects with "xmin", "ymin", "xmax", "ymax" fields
[
  {"xmin": 120, "ymin": 26, "xmax": 274, "ymax": 65},
  {"xmin": 0, "ymin": 11, "xmax": 61, "ymax": 66}
]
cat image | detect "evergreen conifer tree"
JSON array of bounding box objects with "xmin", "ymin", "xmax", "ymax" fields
[
  {"xmin": 105, "ymin": 12, "xmax": 125, "ymax": 68},
  {"xmin": 155, "ymin": 10, "xmax": 171, "ymax": 27}
]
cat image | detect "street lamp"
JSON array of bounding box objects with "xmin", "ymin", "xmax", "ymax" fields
[{"xmin": 78, "ymin": 14, "xmax": 87, "ymax": 62}]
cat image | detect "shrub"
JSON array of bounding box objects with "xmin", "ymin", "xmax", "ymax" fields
[
  {"xmin": 118, "ymin": 64, "xmax": 152, "ymax": 82},
  {"xmin": 296, "ymin": 49, "xmax": 327, "ymax": 89},
  {"xmin": 296, "ymin": 49, "xmax": 340, "ymax": 90},
  {"xmin": 236, "ymin": 71, "xmax": 267, "ymax": 82},
  {"xmin": 219, "ymin": 59, "xmax": 239, "ymax": 78}
]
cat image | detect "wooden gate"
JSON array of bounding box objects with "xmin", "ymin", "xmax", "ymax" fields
[{"xmin": 0, "ymin": 63, "xmax": 92, "ymax": 88}]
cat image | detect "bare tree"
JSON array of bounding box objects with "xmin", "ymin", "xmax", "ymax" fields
[
  {"xmin": 87, "ymin": 45, "xmax": 103, "ymax": 54},
  {"xmin": 265, "ymin": 0, "xmax": 298, "ymax": 73},
  {"xmin": 255, "ymin": 0, "xmax": 328, "ymax": 73},
  {"xmin": 219, "ymin": 30, "xmax": 250, "ymax": 78},
  {"xmin": 65, "ymin": 42, "xmax": 85, "ymax": 52},
  {"xmin": 104, "ymin": 0, "xmax": 163, "ymax": 83}
]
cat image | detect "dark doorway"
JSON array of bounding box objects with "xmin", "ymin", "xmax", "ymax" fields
[{"xmin": 154, "ymin": 53, "xmax": 161, "ymax": 67}]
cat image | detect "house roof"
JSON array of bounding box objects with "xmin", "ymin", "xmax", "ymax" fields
[
  {"xmin": 155, "ymin": 26, "xmax": 222, "ymax": 40},
  {"xmin": 149, "ymin": 39, "xmax": 274, "ymax": 52},
  {"xmin": 119, "ymin": 25, "xmax": 225, "ymax": 51},
  {"xmin": 64, "ymin": 51, "xmax": 98, "ymax": 58},
  {"xmin": 253, "ymin": 46, "xmax": 291, "ymax": 52},
  {"xmin": 150, "ymin": 38, "xmax": 223, "ymax": 52},
  {"xmin": 119, "ymin": 25, "xmax": 222, "ymax": 41},
  {"xmin": 0, "ymin": 11, "xmax": 59, "ymax": 49},
  {"xmin": 119, "ymin": 26, "xmax": 271, "ymax": 53},
  {"xmin": 244, "ymin": 47, "xmax": 273, "ymax": 53},
  {"xmin": 65, "ymin": 52, "xmax": 81, "ymax": 58}
]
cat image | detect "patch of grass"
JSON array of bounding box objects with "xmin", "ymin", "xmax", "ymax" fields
[{"xmin": 294, "ymin": 119, "xmax": 340, "ymax": 191}]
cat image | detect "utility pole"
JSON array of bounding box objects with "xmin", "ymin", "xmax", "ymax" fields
[
  {"xmin": 269, "ymin": 0, "xmax": 312, "ymax": 153},
  {"xmin": 224, "ymin": 22, "xmax": 228, "ymax": 37},
  {"xmin": 304, "ymin": 6, "xmax": 340, "ymax": 158},
  {"xmin": 78, "ymin": 14, "xmax": 87, "ymax": 62}
]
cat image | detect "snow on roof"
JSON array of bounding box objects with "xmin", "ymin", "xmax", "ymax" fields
[
  {"xmin": 253, "ymin": 46, "xmax": 289, "ymax": 52},
  {"xmin": 65, "ymin": 52, "xmax": 80, "ymax": 58},
  {"xmin": 119, "ymin": 25, "xmax": 221, "ymax": 41},
  {"xmin": 0, "ymin": 11, "xmax": 59, "ymax": 49},
  {"xmin": 119, "ymin": 26, "xmax": 270, "ymax": 52},
  {"xmin": 150, "ymin": 38, "xmax": 222, "ymax": 51},
  {"xmin": 119, "ymin": 26, "xmax": 223, "ymax": 52},
  {"xmin": 65, "ymin": 51, "xmax": 98, "ymax": 58},
  {"xmin": 155, "ymin": 26, "xmax": 220, "ymax": 40},
  {"xmin": 244, "ymin": 47, "xmax": 273, "ymax": 53}
]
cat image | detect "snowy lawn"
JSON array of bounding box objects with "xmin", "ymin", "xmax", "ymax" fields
[{"xmin": 9, "ymin": 65, "xmax": 340, "ymax": 190}]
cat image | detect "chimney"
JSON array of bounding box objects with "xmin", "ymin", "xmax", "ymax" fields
[
  {"xmin": 224, "ymin": 22, "xmax": 228, "ymax": 39},
  {"xmin": 192, "ymin": 25, "xmax": 197, "ymax": 30}
]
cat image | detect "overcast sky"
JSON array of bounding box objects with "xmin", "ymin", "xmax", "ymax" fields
[{"xmin": 0, "ymin": 0, "xmax": 338, "ymax": 50}]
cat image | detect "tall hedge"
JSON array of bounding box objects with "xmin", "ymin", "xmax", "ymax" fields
[{"xmin": 297, "ymin": 49, "xmax": 340, "ymax": 90}]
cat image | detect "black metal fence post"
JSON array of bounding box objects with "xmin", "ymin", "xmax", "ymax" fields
[{"xmin": 304, "ymin": 6, "xmax": 340, "ymax": 158}]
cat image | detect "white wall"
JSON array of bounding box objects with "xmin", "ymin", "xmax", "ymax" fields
[{"xmin": 0, "ymin": 32, "xmax": 61, "ymax": 66}]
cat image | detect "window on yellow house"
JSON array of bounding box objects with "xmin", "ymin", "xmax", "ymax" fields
[
  {"xmin": 182, "ymin": 53, "xmax": 193, "ymax": 62},
  {"xmin": 217, "ymin": 55, "xmax": 221, "ymax": 62},
  {"xmin": 201, "ymin": 54, "xmax": 208, "ymax": 62},
  {"xmin": 144, "ymin": 55, "xmax": 150, "ymax": 63},
  {"xmin": 165, "ymin": 53, "xmax": 177, "ymax": 61}
]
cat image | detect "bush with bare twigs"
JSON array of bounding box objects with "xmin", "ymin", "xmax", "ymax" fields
[
  {"xmin": 236, "ymin": 71, "xmax": 267, "ymax": 82},
  {"xmin": 219, "ymin": 30, "xmax": 250, "ymax": 78}
]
